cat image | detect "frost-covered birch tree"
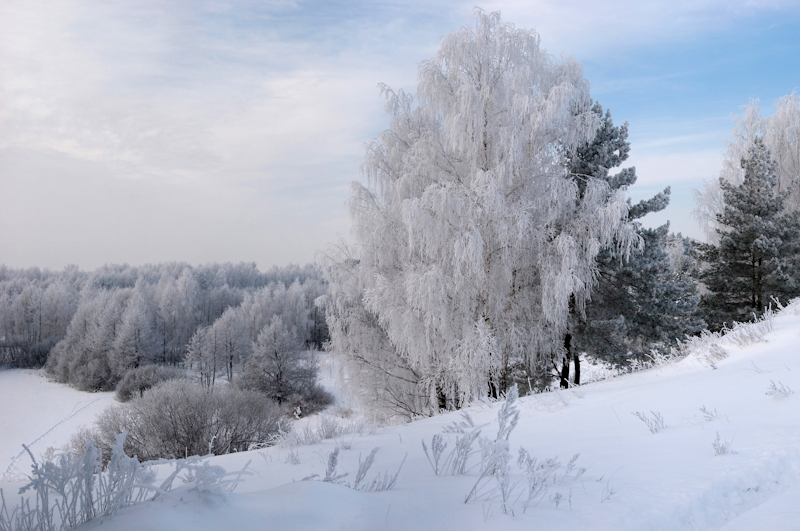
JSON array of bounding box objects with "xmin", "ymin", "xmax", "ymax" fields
[{"xmin": 325, "ymin": 10, "xmax": 636, "ymax": 417}]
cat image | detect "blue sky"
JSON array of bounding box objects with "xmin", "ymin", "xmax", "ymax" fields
[{"xmin": 1, "ymin": 0, "xmax": 799, "ymax": 270}]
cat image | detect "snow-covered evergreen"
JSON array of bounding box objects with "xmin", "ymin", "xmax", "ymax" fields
[
  {"xmin": 565, "ymin": 103, "xmax": 704, "ymax": 374},
  {"xmin": 694, "ymin": 92, "xmax": 800, "ymax": 242},
  {"xmin": 698, "ymin": 137, "xmax": 800, "ymax": 329}
]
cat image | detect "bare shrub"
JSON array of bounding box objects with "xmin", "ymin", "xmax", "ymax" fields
[
  {"xmin": 457, "ymin": 386, "xmax": 586, "ymax": 515},
  {"xmin": 90, "ymin": 380, "xmax": 288, "ymax": 461}
]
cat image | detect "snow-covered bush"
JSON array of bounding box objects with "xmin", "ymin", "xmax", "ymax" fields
[
  {"xmin": 114, "ymin": 364, "xmax": 185, "ymax": 402},
  {"xmin": 85, "ymin": 380, "xmax": 288, "ymax": 461},
  {"xmin": 1, "ymin": 436, "xmax": 146, "ymax": 531},
  {"xmin": 446, "ymin": 386, "xmax": 587, "ymax": 514}
]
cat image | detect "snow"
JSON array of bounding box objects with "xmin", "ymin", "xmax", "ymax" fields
[
  {"xmin": 0, "ymin": 370, "xmax": 116, "ymax": 483},
  {"xmin": 2, "ymin": 305, "xmax": 800, "ymax": 530}
]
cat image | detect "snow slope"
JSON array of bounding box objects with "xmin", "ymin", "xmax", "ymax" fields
[{"xmin": 3, "ymin": 304, "xmax": 800, "ymax": 530}]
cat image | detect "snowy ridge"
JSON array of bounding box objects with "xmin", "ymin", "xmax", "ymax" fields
[{"xmin": 679, "ymin": 298, "xmax": 799, "ymax": 370}]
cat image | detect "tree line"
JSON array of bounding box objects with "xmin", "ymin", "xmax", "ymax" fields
[{"xmin": 0, "ymin": 262, "xmax": 329, "ymax": 392}]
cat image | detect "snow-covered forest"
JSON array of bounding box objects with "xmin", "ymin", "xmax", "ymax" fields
[{"xmin": 2, "ymin": 8, "xmax": 800, "ymax": 531}]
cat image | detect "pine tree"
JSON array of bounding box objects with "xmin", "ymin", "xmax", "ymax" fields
[
  {"xmin": 561, "ymin": 104, "xmax": 704, "ymax": 380},
  {"xmin": 699, "ymin": 137, "xmax": 800, "ymax": 329},
  {"xmin": 694, "ymin": 93, "xmax": 800, "ymax": 242}
]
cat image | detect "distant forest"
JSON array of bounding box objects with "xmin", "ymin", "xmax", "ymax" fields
[{"xmin": 0, "ymin": 262, "xmax": 328, "ymax": 390}]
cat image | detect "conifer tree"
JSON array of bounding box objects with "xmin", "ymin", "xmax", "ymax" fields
[
  {"xmin": 699, "ymin": 137, "xmax": 800, "ymax": 329},
  {"xmin": 561, "ymin": 104, "xmax": 703, "ymax": 381}
]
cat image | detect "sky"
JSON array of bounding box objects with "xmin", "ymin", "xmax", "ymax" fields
[{"xmin": 1, "ymin": 0, "xmax": 799, "ymax": 271}]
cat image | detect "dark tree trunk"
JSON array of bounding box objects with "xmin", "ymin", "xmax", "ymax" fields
[
  {"xmin": 560, "ymin": 333, "xmax": 572, "ymax": 389},
  {"xmin": 436, "ymin": 384, "xmax": 448, "ymax": 411},
  {"xmin": 573, "ymin": 353, "xmax": 581, "ymax": 386}
]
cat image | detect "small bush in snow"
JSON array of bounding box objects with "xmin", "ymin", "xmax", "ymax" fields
[
  {"xmin": 632, "ymin": 411, "xmax": 666, "ymax": 434},
  {"xmin": 765, "ymin": 380, "xmax": 794, "ymax": 398},
  {"xmin": 86, "ymin": 380, "xmax": 288, "ymax": 462},
  {"xmin": 422, "ymin": 412, "xmax": 484, "ymax": 477},
  {"xmin": 699, "ymin": 406, "xmax": 719, "ymax": 422},
  {"xmin": 711, "ymin": 432, "xmax": 736, "ymax": 456},
  {"xmin": 724, "ymin": 308, "xmax": 775, "ymax": 348}
]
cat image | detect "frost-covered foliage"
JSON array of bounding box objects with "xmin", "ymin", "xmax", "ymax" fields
[
  {"xmin": 0, "ymin": 266, "xmax": 84, "ymax": 369},
  {"xmin": 565, "ymin": 104, "xmax": 703, "ymax": 375},
  {"xmin": 697, "ymin": 139, "xmax": 800, "ymax": 330},
  {"xmin": 83, "ymin": 380, "xmax": 288, "ymax": 462},
  {"xmin": 675, "ymin": 303, "xmax": 779, "ymax": 370},
  {"xmin": 422, "ymin": 412, "xmax": 483, "ymax": 476},
  {"xmin": 0, "ymin": 435, "xmax": 245, "ymax": 531},
  {"xmin": 324, "ymin": 10, "xmax": 636, "ymax": 418},
  {"xmin": 414, "ymin": 385, "xmax": 587, "ymax": 514},
  {"xmin": 695, "ymin": 93, "xmax": 800, "ymax": 242},
  {"xmin": 302, "ymin": 447, "xmax": 405, "ymax": 493},
  {"xmin": 319, "ymin": 253, "xmax": 426, "ymax": 420},
  {"xmin": 0, "ymin": 436, "xmax": 150, "ymax": 531},
  {"xmin": 279, "ymin": 414, "xmax": 368, "ymax": 448},
  {"xmin": 765, "ymin": 380, "xmax": 793, "ymax": 398},
  {"xmin": 632, "ymin": 411, "xmax": 666, "ymax": 434},
  {"xmin": 38, "ymin": 262, "xmax": 328, "ymax": 391},
  {"xmin": 237, "ymin": 316, "xmax": 332, "ymax": 413},
  {"xmin": 711, "ymin": 432, "xmax": 736, "ymax": 456},
  {"xmin": 577, "ymin": 226, "xmax": 704, "ymax": 369},
  {"xmin": 114, "ymin": 364, "xmax": 186, "ymax": 402}
]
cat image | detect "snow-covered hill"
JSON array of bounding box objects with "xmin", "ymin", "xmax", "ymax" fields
[{"xmin": 3, "ymin": 303, "xmax": 800, "ymax": 530}]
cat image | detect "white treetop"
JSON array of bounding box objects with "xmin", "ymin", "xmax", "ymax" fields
[{"xmin": 329, "ymin": 10, "xmax": 636, "ymax": 414}]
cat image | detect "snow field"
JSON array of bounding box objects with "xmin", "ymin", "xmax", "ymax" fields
[{"xmin": 0, "ymin": 370, "xmax": 116, "ymax": 483}]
